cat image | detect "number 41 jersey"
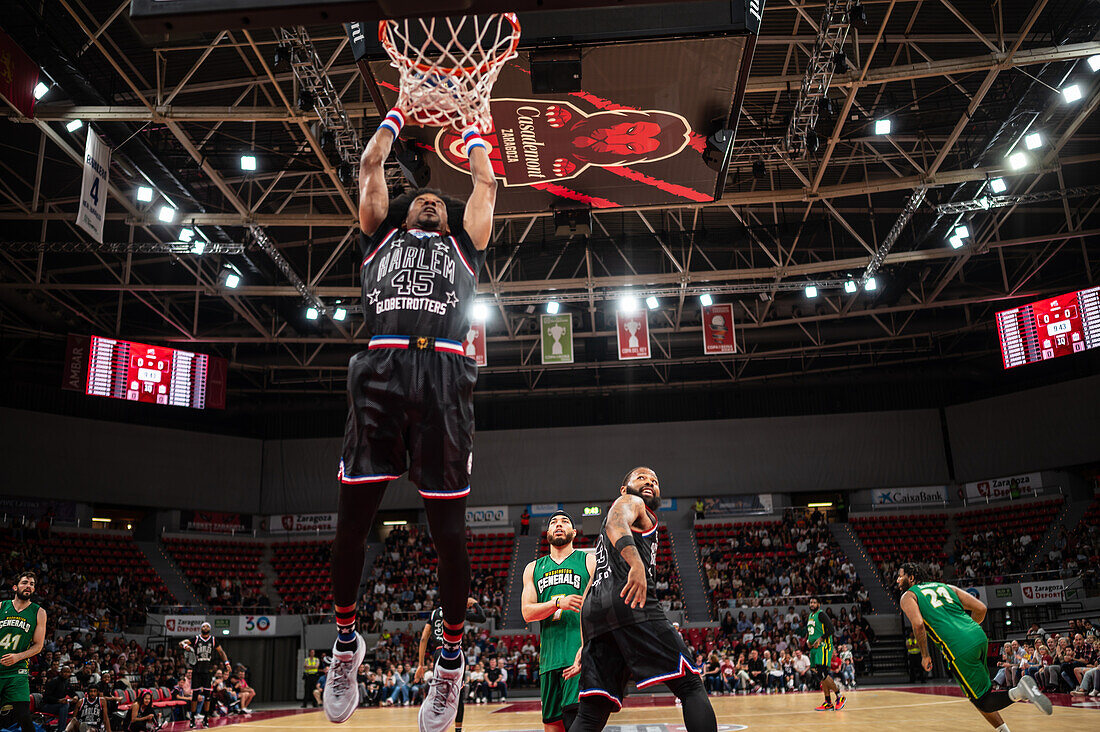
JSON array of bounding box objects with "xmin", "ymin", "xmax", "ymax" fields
[{"xmin": 360, "ymin": 226, "xmax": 486, "ymax": 343}]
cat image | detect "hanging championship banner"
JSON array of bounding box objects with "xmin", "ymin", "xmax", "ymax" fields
[
  {"xmin": 0, "ymin": 29, "xmax": 39, "ymax": 118},
  {"xmin": 77, "ymin": 130, "xmax": 111, "ymax": 243},
  {"xmin": 462, "ymin": 321, "xmax": 487, "ymax": 367},
  {"xmin": 616, "ymin": 310, "xmax": 651, "ymax": 360},
  {"xmin": 541, "ymin": 313, "xmax": 574, "ymax": 364},
  {"xmin": 702, "ymin": 303, "xmax": 736, "ymax": 354}
]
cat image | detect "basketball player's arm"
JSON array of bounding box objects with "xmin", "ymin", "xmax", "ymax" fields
[
  {"xmin": 102, "ymin": 698, "xmax": 113, "ymax": 732},
  {"xmin": 949, "ymin": 584, "xmax": 987, "ymax": 625},
  {"xmin": 463, "ymin": 144, "xmax": 497, "ymax": 251},
  {"xmin": 899, "ymin": 591, "xmax": 933, "ymax": 672},
  {"xmin": 466, "ymin": 597, "xmax": 487, "ymax": 624},
  {"xmin": 63, "ymin": 700, "xmax": 81, "ymax": 732},
  {"xmin": 358, "ymin": 124, "xmax": 395, "ymax": 236},
  {"xmin": 414, "ymin": 623, "xmax": 430, "ymax": 683},
  {"xmin": 605, "ymin": 494, "xmax": 649, "ymax": 608},
  {"xmin": 2, "ymin": 607, "xmax": 46, "ymax": 667},
  {"xmin": 521, "ymin": 561, "xmax": 564, "ymax": 622},
  {"xmin": 562, "ymin": 551, "xmax": 599, "ymax": 680},
  {"xmin": 216, "ymin": 642, "xmax": 231, "ymax": 671}
]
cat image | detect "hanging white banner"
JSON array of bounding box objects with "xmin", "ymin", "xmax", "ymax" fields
[{"xmin": 77, "ymin": 130, "xmax": 111, "ymax": 243}]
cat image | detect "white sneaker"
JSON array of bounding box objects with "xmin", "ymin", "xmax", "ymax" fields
[
  {"xmin": 418, "ymin": 655, "xmax": 464, "ymax": 732},
  {"xmin": 1014, "ymin": 675, "xmax": 1053, "ymax": 716},
  {"xmin": 324, "ymin": 632, "xmax": 366, "ymax": 723}
]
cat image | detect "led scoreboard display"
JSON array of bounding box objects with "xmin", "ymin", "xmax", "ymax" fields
[
  {"xmin": 995, "ymin": 287, "xmax": 1100, "ymax": 369},
  {"xmin": 81, "ymin": 336, "xmax": 227, "ymax": 409}
]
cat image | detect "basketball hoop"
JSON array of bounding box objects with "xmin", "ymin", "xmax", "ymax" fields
[{"xmin": 379, "ymin": 13, "xmax": 521, "ymax": 133}]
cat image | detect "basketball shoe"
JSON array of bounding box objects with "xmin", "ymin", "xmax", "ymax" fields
[
  {"xmin": 323, "ymin": 631, "xmax": 366, "ymax": 723},
  {"xmin": 419, "ymin": 653, "xmax": 465, "ymax": 732},
  {"xmin": 815, "ymin": 700, "xmax": 834, "ymax": 711},
  {"xmin": 1013, "ymin": 675, "xmax": 1052, "ymax": 715}
]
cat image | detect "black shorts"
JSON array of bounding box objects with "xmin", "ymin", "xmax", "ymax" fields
[
  {"xmin": 578, "ymin": 619, "xmax": 700, "ymax": 710},
  {"xmin": 192, "ymin": 670, "xmax": 213, "ymax": 691},
  {"xmin": 340, "ymin": 346, "xmax": 477, "ymax": 499}
]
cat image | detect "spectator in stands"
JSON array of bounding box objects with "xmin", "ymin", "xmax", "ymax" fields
[
  {"xmin": 746, "ymin": 649, "xmax": 765, "ymax": 691},
  {"xmin": 485, "ymin": 657, "xmax": 507, "ymax": 702},
  {"xmin": 993, "ymin": 642, "xmax": 1013, "ymax": 688},
  {"xmin": 694, "ymin": 499, "xmax": 705, "ymax": 520},
  {"xmin": 838, "ymin": 644, "xmax": 856, "ymax": 688},
  {"xmin": 792, "ymin": 649, "xmax": 811, "ymax": 691},
  {"xmin": 301, "ymin": 649, "xmax": 320, "ymax": 708},
  {"xmin": 125, "ymin": 691, "xmax": 157, "ymax": 732},
  {"xmin": 468, "ymin": 663, "xmax": 487, "ymax": 703},
  {"xmin": 519, "ymin": 509, "xmax": 530, "ymax": 536},
  {"xmin": 43, "ymin": 664, "xmax": 76, "ymax": 726},
  {"xmin": 905, "ymin": 635, "xmax": 924, "ymax": 683},
  {"xmin": 763, "ymin": 650, "xmax": 785, "ymax": 693},
  {"xmin": 382, "ymin": 663, "xmax": 411, "ymax": 706},
  {"xmin": 703, "ymin": 653, "xmax": 723, "ymax": 694},
  {"xmin": 171, "ymin": 671, "xmax": 193, "ymax": 721},
  {"xmin": 229, "ymin": 668, "xmax": 255, "ymax": 714}
]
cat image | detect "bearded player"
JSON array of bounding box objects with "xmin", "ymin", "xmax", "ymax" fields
[
  {"xmin": 323, "ymin": 103, "xmax": 497, "ymax": 732},
  {"xmin": 180, "ymin": 622, "xmax": 231, "ymax": 728},
  {"xmin": 898, "ymin": 563, "xmax": 1051, "ymax": 730},
  {"xmin": 569, "ymin": 468, "xmax": 716, "ymax": 732},
  {"xmin": 0, "ymin": 572, "xmax": 46, "ymax": 732},
  {"xmin": 522, "ymin": 510, "xmax": 595, "ymax": 732},
  {"xmin": 805, "ymin": 597, "xmax": 845, "ymax": 711}
]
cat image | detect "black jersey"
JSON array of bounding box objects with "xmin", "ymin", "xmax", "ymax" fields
[
  {"xmin": 360, "ymin": 226, "xmax": 486, "ymax": 343},
  {"xmin": 582, "ymin": 506, "xmax": 666, "ymax": 635},
  {"xmin": 192, "ymin": 634, "xmax": 217, "ymax": 671},
  {"xmin": 76, "ymin": 697, "xmax": 105, "ymax": 727}
]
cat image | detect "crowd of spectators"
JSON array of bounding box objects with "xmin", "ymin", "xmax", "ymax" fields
[
  {"xmin": 201, "ymin": 578, "xmax": 273, "ymax": 615},
  {"xmin": 991, "ymin": 618, "xmax": 1100, "ymax": 697},
  {"xmin": 1034, "ymin": 502, "xmax": 1100, "ymax": 592},
  {"xmin": 701, "ymin": 511, "xmax": 868, "ymax": 612},
  {"xmin": 947, "ymin": 531, "xmax": 1036, "ymax": 585}
]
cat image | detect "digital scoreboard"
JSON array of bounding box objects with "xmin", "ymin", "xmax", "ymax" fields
[
  {"xmin": 67, "ymin": 335, "xmax": 227, "ymax": 409},
  {"xmin": 995, "ymin": 287, "xmax": 1100, "ymax": 369}
]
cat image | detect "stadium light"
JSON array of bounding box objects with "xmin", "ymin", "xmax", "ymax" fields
[
  {"xmin": 619, "ymin": 296, "xmax": 639, "ymax": 313},
  {"xmin": 66, "ymin": 119, "xmax": 83, "ymax": 132},
  {"xmin": 157, "ymin": 206, "xmax": 176, "ymax": 223},
  {"xmin": 864, "ymin": 277, "xmax": 878, "ymax": 292},
  {"xmin": 1008, "ymin": 152, "xmax": 1029, "ymax": 170},
  {"xmin": 1024, "ymin": 132, "xmax": 1042, "ymax": 150},
  {"xmin": 699, "ymin": 293, "xmax": 713, "ymax": 307},
  {"xmin": 949, "ymin": 235, "xmax": 964, "ymax": 250},
  {"xmin": 1062, "ymin": 84, "xmax": 1083, "ymax": 103},
  {"xmin": 472, "ymin": 302, "xmax": 489, "ymax": 320},
  {"xmin": 873, "ymin": 119, "xmax": 891, "ymax": 135},
  {"xmin": 178, "ymin": 228, "xmax": 194, "ymax": 243},
  {"xmin": 191, "ymin": 241, "xmax": 206, "ymax": 255},
  {"xmin": 240, "ymin": 154, "xmax": 257, "ymax": 171},
  {"xmin": 805, "ymin": 285, "xmax": 818, "ymax": 298},
  {"xmin": 844, "ymin": 280, "xmax": 858, "ymax": 294},
  {"xmin": 33, "ymin": 82, "xmax": 49, "ymax": 100},
  {"xmin": 954, "ymin": 225, "xmax": 970, "ymax": 239},
  {"xmin": 646, "ymin": 295, "xmax": 659, "ymax": 310},
  {"xmin": 545, "ymin": 301, "xmax": 560, "ymax": 315},
  {"xmin": 989, "ymin": 178, "xmax": 1008, "ymax": 194},
  {"xmin": 223, "ymin": 272, "xmax": 240, "ymax": 289},
  {"xmin": 333, "ymin": 307, "xmax": 347, "ymax": 321},
  {"xmin": 136, "ymin": 186, "xmax": 154, "ymax": 202},
  {"xmin": 305, "ymin": 306, "xmax": 319, "ymax": 320},
  {"xmin": 1089, "ymin": 55, "xmax": 1100, "ymax": 73}
]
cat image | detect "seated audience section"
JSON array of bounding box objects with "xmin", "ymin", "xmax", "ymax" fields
[
  {"xmin": 952, "ymin": 497, "xmax": 1063, "ymax": 583},
  {"xmin": 850, "ymin": 512, "xmax": 948, "ymax": 582},
  {"xmin": 162, "ymin": 536, "xmax": 266, "ymax": 611}
]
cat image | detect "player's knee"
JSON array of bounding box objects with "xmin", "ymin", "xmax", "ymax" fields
[
  {"xmin": 972, "ymin": 690, "xmax": 1006, "ymax": 713},
  {"xmin": 666, "ymin": 672, "xmax": 707, "ymax": 700}
]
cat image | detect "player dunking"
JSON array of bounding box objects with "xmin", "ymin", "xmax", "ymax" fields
[
  {"xmin": 569, "ymin": 468, "xmax": 716, "ymax": 732},
  {"xmin": 897, "ymin": 563, "xmax": 1051, "ymax": 730},
  {"xmin": 805, "ymin": 597, "xmax": 845, "ymax": 711},
  {"xmin": 323, "ymin": 104, "xmax": 497, "ymax": 732},
  {"xmin": 522, "ymin": 510, "xmax": 595, "ymax": 732},
  {"xmin": 0, "ymin": 572, "xmax": 46, "ymax": 732},
  {"xmin": 180, "ymin": 622, "xmax": 231, "ymax": 728},
  {"xmin": 415, "ymin": 597, "xmax": 486, "ymax": 732}
]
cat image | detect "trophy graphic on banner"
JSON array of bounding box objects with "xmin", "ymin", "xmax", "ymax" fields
[
  {"xmin": 710, "ymin": 313, "xmax": 728, "ymax": 343},
  {"xmin": 548, "ymin": 323, "xmax": 567, "ymax": 355},
  {"xmin": 624, "ymin": 319, "xmax": 641, "ymax": 348},
  {"xmin": 465, "ymin": 326, "xmax": 478, "ymax": 358}
]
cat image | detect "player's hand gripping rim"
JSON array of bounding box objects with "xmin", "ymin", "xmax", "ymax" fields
[{"xmin": 621, "ymin": 566, "xmax": 647, "ymax": 609}]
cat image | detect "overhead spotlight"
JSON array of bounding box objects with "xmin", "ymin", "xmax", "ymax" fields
[
  {"xmin": 1008, "ymin": 151, "xmax": 1029, "ymax": 170},
  {"xmin": 1024, "ymin": 132, "xmax": 1043, "ymax": 150},
  {"xmin": 752, "ymin": 159, "xmax": 767, "ymax": 179},
  {"xmin": 864, "ymin": 277, "xmax": 878, "ymax": 292},
  {"xmin": 552, "ymin": 207, "xmax": 592, "ymax": 237},
  {"xmin": 850, "ymin": 2, "xmax": 868, "ymax": 27},
  {"xmin": 804, "ymin": 130, "xmax": 820, "ymax": 155},
  {"xmin": 844, "ymin": 280, "xmax": 858, "ymax": 294},
  {"xmin": 702, "ymin": 128, "xmax": 735, "ymax": 172},
  {"xmin": 954, "ymin": 225, "xmax": 970, "ymax": 239},
  {"xmin": 65, "ymin": 119, "xmax": 83, "ymax": 132},
  {"xmin": 646, "ymin": 295, "xmax": 659, "ymax": 310},
  {"xmin": 989, "ymin": 177, "xmax": 1008, "ymax": 194},
  {"xmin": 949, "ymin": 235, "xmax": 964, "ymax": 250},
  {"xmin": 874, "ymin": 118, "xmax": 892, "ymax": 135},
  {"xmin": 1090, "ymin": 55, "xmax": 1100, "ymax": 73},
  {"xmin": 136, "ymin": 186, "xmax": 154, "ymax": 203},
  {"xmin": 820, "ymin": 97, "xmax": 838, "ymax": 120},
  {"xmin": 273, "ymin": 43, "xmax": 291, "ymax": 69},
  {"xmin": 472, "ymin": 302, "xmax": 489, "ymax": 320},
  {"xmin": 1062, "ymin": 84, "xmax": 1083, "ymax": 103},
  {"xmin": 305, "ymin": 306, "xmax": 319, "ymax": 320},
  {"xmin": 240, "ymin": 154, "xmax": 257, "ymax": 171},
  {"xmin": 699, "ymin": 293, "xmax": 713, "ymax": 307},
  {"xmin": 191, "ymin": 241, "xmax": 206, "ymax": 255},
  {"xmin": 178, "ymin": 228, "xmax": 194, "ymax": 243},
  {"xmin": 805, "ymin": 284, "xmax": 818, "ymax": 298},
  {"xmin": 33, "ymin": 82, "xmax": 49, "ymax": 100},
  {"xmin": 220, "ymin": 270, "xmax": 240, "ymax": 289},
  {"xmin": 832, "ymin": 51, "xmax": 849, "ymax": 74},
  {"xmin": 296, "ymin": 89, "xmax": 315, "ymax": 112},
  {"xmin": 545, "ymin": 301, "xmax": 560, "ymax": 315},
  {"xmin": 619, "ymin": 296, "xmax": 639, "ymax": 313},
  {"xmin": 333, "ymin": 307, "xmax": 347, "ymax": 321},
  {"xmin": 157, "ymin": 206, "xmax": 177, "ymax": 223}
]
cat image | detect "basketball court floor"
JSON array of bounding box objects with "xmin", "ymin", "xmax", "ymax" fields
[{"xmin": 161, "ymin": 687, "xmax": 1098, "ymax": 731}]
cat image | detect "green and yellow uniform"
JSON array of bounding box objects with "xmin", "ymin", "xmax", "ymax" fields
[
  {"xmin": 907, "ymin": 581, "xmax": 991, "ymax": 699},
  {"xmin": 0, "ymin": 600, "xmax": 39, "ymax": 703},
  {"xmin": 806, "ymin": 609, "xmax": 835, "ymax": 669},
  {"xmin": 533, "ymin": 550, "xmax": 590, "ymax": 724}
]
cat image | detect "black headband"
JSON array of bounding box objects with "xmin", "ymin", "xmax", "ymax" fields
[{"xmin": 547, "ymin": 509, "xmax": 574, "ymax": 528}]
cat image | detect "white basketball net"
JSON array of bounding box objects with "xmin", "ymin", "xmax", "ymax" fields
[{"xmin": 379, "ymin": 13, "xmax": 521, "ymax": 133}]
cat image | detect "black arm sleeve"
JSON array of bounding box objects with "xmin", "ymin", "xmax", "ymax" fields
[
  {"xmin": 466, "ymin": 603, "xmax": 487, "ymax": 624},
  {"xmin": 821, "ymin": 613, "xmax": 835, "ymax": 638}
]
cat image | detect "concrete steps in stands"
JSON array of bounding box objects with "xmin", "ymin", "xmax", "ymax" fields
[
  {"xmin": 829, "ymin": 522, "xmax": 897, "ymax": 614},
  {"xmin": 139, "ymin": 539, "xmax": 207, "ymax": 610},
  {"xmin": 258, "ymin": 543, "xmax": 283, "ymax": 607},
  {"xmin": 504, "ymin": 534, "xmax": 539, "ymax": 629},
  {"xmin": 669, "ymin": 528, "xmax": 711, "ymax": 623},
  {"xmin": 1026, "ymin": 495, "xmax": 1091, "ymax": 572}
]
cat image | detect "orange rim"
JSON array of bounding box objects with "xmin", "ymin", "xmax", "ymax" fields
[{"xmin": 379, "ymin": 13, "xmax": 521, "ymax": 77}]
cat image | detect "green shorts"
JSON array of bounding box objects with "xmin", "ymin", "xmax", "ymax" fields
[
  {"xmin": 939, "ymin": 639, "xmax": 992, "ymax": 700},
  {"xmin": 0, "ymin": 673, "xmax": 30, "ymax": 704},
  {"xmin": 540, "ymin": 668, "xmax": 580, "ymax": 723},
  {"xmin": 810, "ymin": 637, "xmax": 835, "ymax": 668}
]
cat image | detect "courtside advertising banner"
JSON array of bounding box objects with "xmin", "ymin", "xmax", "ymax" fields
[
  {"xmin": 872, "ymin": 486, "xmax": 948, "ymax": 507},
  {"xmin": 702, "ymin": 303, "xmax": 736, "ymax": 354},
  {"xmin": 1019, "ymin": 580, "xmax": 1064, "ymax": 605},
  {"xmin": 462, "ymin": 321, "xmax": 487, "ymax": 366},
  {"xmin": 616, "ymin": 310, "xmax": 651, "ymax": 360},
  {"xmin": 77, "ymin": 130, "xmax": 111, "ymax": 243},
  {"xmin": 964, "ymin": 472, "xmax": 1042, "ymax": 502},
  {"xmin": 541, "ymin": 313, "xmax": 574, "ymax": 364},
  {"xmin": 238, "ymin": 615, "xmax": 276, "ymax": 636},
  {"xmin": 164, "ymin": 616, "xmax": 207, "ymax": 636},
  {"xmin": 466, "ymin": 505, "xmax": 509, "ymax": 526},
  {"xmin": 267, "ymin": 512, "xmax": 337, "ymax": 533}
]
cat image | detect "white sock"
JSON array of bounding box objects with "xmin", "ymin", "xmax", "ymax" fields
[{"xmin": 1008, "ymin": 685, "xmax": 1022, "ymax": 701}]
